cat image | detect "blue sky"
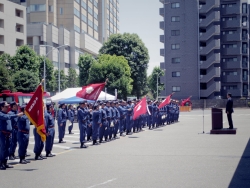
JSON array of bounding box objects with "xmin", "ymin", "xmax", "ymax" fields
[{"xmin": 119, "ymin": 0, "xmax": 164, "ymax": 75}]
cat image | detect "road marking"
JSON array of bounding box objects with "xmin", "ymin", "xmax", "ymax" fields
[
  {"xmin": 29, "ymin": 142, "xmax": 71, "ymax": 149},
  {"xmin": 86, "ymin": 178, "xmax": 117, "ymax": 188}
]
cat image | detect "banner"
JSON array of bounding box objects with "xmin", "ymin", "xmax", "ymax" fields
[{"xmin": 76, "ymin": 82, "xmax": 106, "ymax": 101}]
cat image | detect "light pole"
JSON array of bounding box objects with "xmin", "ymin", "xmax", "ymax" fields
[{"xmin": 156, "ymin": 69, "xmax": 166, "ymax": 100}]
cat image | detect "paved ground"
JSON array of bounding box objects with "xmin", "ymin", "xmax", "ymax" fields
[{"xmin": 0, "ymin": 108, "xmax": 250, "ymax": 188}]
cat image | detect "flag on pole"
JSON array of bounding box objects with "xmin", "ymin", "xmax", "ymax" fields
[
  {"xmin": 25, "ymin": 84, "xmax": 46, "ymax": 142},
  {"xmin": 158, "ymin": 93, "xmax": 173, "ymax": 109},
  {"xmin": 133, "ymin": 97, "xmax": 148, "ymax": 120},
  {"xmin": 76, "ymin": 82, "xmax": 106, "ymax": 100}
]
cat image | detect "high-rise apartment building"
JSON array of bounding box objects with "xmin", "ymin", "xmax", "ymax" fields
[
  {"xmin": 0, "ymin": 0, "xmax": 26, "ymax": 56},
  {"xmin": 160, "ymin": 0, "xmax": 250, "ymax": 99}
]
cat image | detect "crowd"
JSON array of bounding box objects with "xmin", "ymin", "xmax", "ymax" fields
[{"xmin": 0, "ymin": 99, "xmax": 180, "ymax": 170}]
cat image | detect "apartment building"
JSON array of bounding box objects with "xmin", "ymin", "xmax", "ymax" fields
[
  {"xmin": 0, "ymin": 0, "xmax": 26, "ymax": 56},
  {"xmin": 160, "ymin": 0, "xmax": 250, "ymax": 99}
]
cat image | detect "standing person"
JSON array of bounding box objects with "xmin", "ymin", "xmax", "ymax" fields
[
  {"xmin": 104, "ymin": 101, "xmax": 112, "ymax": 142},
  {"xmin": 45, "ymin": 104, "xmax": 55, "ymax": 157},
  {"xmin": 125, "ymin": 101, "xmax": 133, "ymax": 135},
  {"xmin": 57, "ymin": 103, "xmax": 67, "ymax": 143},
  {"xmin": 17, "ymin": 105, "xmax": 30, "ymax": 164},
  {"xmin": 92, "ymin": 104, "xmax": 102, "ymax": 145},
  {"xmin": 0, "ymin": 101, "xmax": 23, "ymax": 170},
  {"xmin": 114, "ymin": 102, "xmax": 120, "ymax": 139},
  {"xmin": 226, "ymin": 93, "xmax": 234, "ymax": 129},
  {"xmin": 68, "ymin": 105, "xmax": 74, "ymax": 134},
  {"xmin": 99, "ymin": 102, "xmax": 108, "ymax": 143},
  {"xmin": 8, "ymin": 101, "xmax": 19, "ymax": 160},
  {"xmin": 117, "ymin": 101, "xmax": 127, "ymax": 136},
  {"xmin": 86, "ymin": 103, "xmax": 93, "ymax": 142}
]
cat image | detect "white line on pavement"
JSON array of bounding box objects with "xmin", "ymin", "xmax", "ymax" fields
[{"xmin": 86, "ymin": 178, "xmax": 117, "ymax": 188}]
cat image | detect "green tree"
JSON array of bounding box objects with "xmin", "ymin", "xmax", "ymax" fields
[
  {"xmin": 12, "ymin": 69, "xmax": 39, "ymax": 92},
  {"xmin": 0, "ymin": 64, "xmax": 15, "ymax": 92},
  {"xmin": 67, "ymin": 68, "xmax": 79, "ymax": 88},
  {"xmin": 78, "ymin": 54, "xmax": 96, "ymax": 86},
  {"xmin": 38, "ymin": 56, "xmax": 56, "ymax": 92},
  {"xmin": 99, "ymin": 33, "xmax": 149, "ymax": 98},
  {"xmin": 88, "ymin": 54, "xmax": 133, "ymax": 99},
  {"xmin": 11, "ymin": 45, "xmax": 40, "ymax": 76},
  {"xmin": 54, "ymin": 70, "xmax": 67, "ymax": 92},
  {"xmin": 148, "ymin": 67, "xmax": 165, "ymax": 99}
]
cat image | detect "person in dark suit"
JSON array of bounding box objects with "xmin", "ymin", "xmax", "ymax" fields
[{"xmin": 226, "ymin": 93, "xmax": 234, "ymax": 129}]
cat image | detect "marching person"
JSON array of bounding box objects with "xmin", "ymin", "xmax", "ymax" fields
[
  {"xmin": 125, "ymin": 100, "xmax": 133, "ymax": 135},
  {"xmin": 114, "ymin": 102, "xmax": 120, "ymax": 139},
  {"xmin": 45, "ymin": 103, "xmax": 55, "ymax": 157},
  {"xmin": 86, "ymin": 103, "xmax": 93, "ymax": 142},
  {"xmin": 92, "ymin": 104, "xmax": 102, "ymax": 145},
  {"xmin": 57, "ymin": 103, "xmax": 67, "ymax": 143},
  {"xmin": 68, "ymin": 105, "xmax": 74, "ymax": 134},
  {"xmin": 117, "ymin": 101, "xmax": 127, "ymax": 136},
  {"xmin": 0, "ymin": 101, "xmax": 23, "ymax": 170},
  {"xmin": 226, "ymin": 93, "xmax": 234, "ymax": 129},
  {"xmin": 8, "ymin": 101, "xmax": 19, "ymax": 160},
  {"xmin": 104, "ymin": 101, "xmax": 112, "ymax": 142},
  {"xmin": 99, "ymin": 102, "xmax": 108, "ymax": 143},
  {"xmin": 17, "ymin": 105, "xmax": 30, "ymax": 164}
]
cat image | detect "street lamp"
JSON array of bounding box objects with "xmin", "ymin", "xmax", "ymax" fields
[
  {"xmin": 156, "ymin": 69, "xmax": 166, "ymax": 100},
  {"xmin": 40, "ymin": 44, "xmax": 69, "ymax": 93}
]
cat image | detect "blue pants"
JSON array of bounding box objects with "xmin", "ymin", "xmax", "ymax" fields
[
  {"xmin": 10, "ymin": 128, "xmax": 18, "ymax": 155},
  {"xmin": 114, "ymin": 120, "xmax": 120, "ymax": 136},
  {"xmin": 58, "ymin": 122, "xmax": 66, "ymax": 140},
  {"xmin": 68, "ymin": 121, "xmax": 73, "ymax": 132},
  {"xmin": 109, "ymin": 120, "xmax": 114, "ymax": 139},
  {"xmin": 119, "ymin": 118, "xmax": 125, "ymax": 134},
  {"xmin": 87, "ymin": 124, "xmax": 92, "ymax": 140},
  {"xmin": 0, "ymin": 132, "xmax": 11, "ymax": 162},
  {"xmin": 79, "ymin": 123, "xmax": 87, "ymax": 143},
  {"xmin": 33, "ymin": 128, "xmax": 44, "ymax": 155},
  {"xmin": 148, "ymin": 115, "xmax": 152, "ymax": 128},
  {"xmin": 17, "ymin": 132, "xmax": 29, "ymax": 157},
  {"xmin": 99, "ymin": 121, "xmax": 108, "ymax": 141},
  {"xmin": 92, "ymin": 123, "xmax": 100, "ymax": 141},
  {"xmin": 126, "ymin": 116, "xmax": 131, "ymax": 133},
  {"xmin": 105, "ymin": 120, "xmax": 110, "ymax": 139},
  {"xmin": 45, "ymin": 129, "xmax": 55, "ymax": 153}
]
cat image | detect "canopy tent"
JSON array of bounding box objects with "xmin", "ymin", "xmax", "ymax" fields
[
  {"xmin": 51, "ymin": 87, "xmax": 116, "ymax": 102},
  {"xmin": 58, "ymin": 96, "xmax": 94, "ymax": 104}
]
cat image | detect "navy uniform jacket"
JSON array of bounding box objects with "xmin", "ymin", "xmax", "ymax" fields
[
  {"xmin": 0, "ymin": 111, "xmax": 18, "ymax": 133},
  {"xmin": 100, "ymin": 108, "xmax": 107, "ymax": 123},
  {"xmin": 115, "ymin": 107, "xmax": 120, "ymax": 120},
  {"xmin": 45, "ymin": 112, "xmax": 55, "ymax": 133},
  {"xmin": 104, "ymin": 106, "xmax": 112, "ymax": 120},
  {"xmin": 17, "ymin": 115, "xmax": 30, "ymax": 133},
  {"xmin": 92, "ymin": 110, "xmax": 101, "ymax": 125},
  {"xmin": 58, "ymin": 108, "xmax": 67, "ymax": 124},
  {"xmin": 118, "ymin": 105, "xmax": 128, "ymax": 119},
  {"xmin": 8, "ymin": 110, "xmax": 18, "ymax": 129},
  {"xmin": 68, "ymin": 109, "xmax": 74, "ymax": 122},
  {"xmin": 78, "ymin": 108, "xmax": 89, "ymax": 127},
  {"xmin": 111, "ymin": 107, "xmax": 116, "ymax": 120}
]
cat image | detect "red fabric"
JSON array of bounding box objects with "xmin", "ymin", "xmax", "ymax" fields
[
  {"xmin": 181, "ymin": 96, "xmax": 192, "ymax": 106},
  {"xmin": 158, "ymin": 94, "xmax": 172, "ymax": 109},
  {"xmin": 25, "ymin": 85, "xmax": 46, "ymax": 142},
  {"xmin": 133, "ymin": 97, "xmax": 147, "ymax": 120},
  {"xmin": 76, "ymin": 83, "xmax": 105, "ymax": 100}
]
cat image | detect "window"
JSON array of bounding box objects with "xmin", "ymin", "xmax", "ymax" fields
[
  {"xmin": 48, "ymin": 5, "xmax": 53, "ymax": 12},
  {"xmin": 74, "ymin": 8, "xmax": 80, "ymax": 17},
  {"xmin": 88, "ymin": 6, "xmax": 93, "ymax": 15},
  {"xmin": 172, "ymin": 86, "xmax": 181, "ymax": 92},
  {"xmin": 88, "ymin": 19, "xmax": 93, "ymax": 27},
  {"xmin": 94, "ymin": 24, "xmax": 98, "ymax": 31},
  {"xmin": 94, "ymin": 0, "xmax": 98, "ymax": 7},
  {"xmin": 171, "ymin": 30, "xmax": 180, "ymax": 36},
  {"xmin": 223, "ymin": 85, "xmax": 237, "ymax": 90},
  {"xmin": 223, "ymin": 71, "xmax": 238, "ymax": 76},
  {"xmin": 74, "ymin": 25, "xmax": 80, "ymax": 33},
  {"xmin": 60, "ymin": 8, "xmax": 63, "ymax": 15},
  {"xmin": 222, "ymin": 58, "xmax": 237, "ymax": 62},
  {"xmin": 171, "ymin": 44, "xmax": 180, "ymax": 50},
  {"xmin": 94, "ymin": 12, "xmax": 98, "ymax": 19},
  {"xmin": 81, "ymin": 0, "xmax": 87, "ymax": 9},
  {"xmin": 30, "ymin": 4, "xmax": 46, "ymax": 12},
  {"xmin": 81, "ymin": 14, "xmax": 87, "ymax": 22},
  {"xmin": 221, "ymin": 4, "xmax": 236, "ymax": 8},
  {"xmin": 75, "ymin": 0, "xmax": 80, "ymax": 3},
  {"xmin": 223, "ymin": 44, "xmax": 237, "ymax": 48},
  {"xmin": 171, "ymin": 3, "xmax": 180, "ymax": 8},
  {"xmin": 171, "ymin": 16, "xmax": 180, "ymax": 22},
  {"xmin": 242, "ymin": 3, "xmax": 247, "ymax": 14},
  {"xmin": 0, "ymin": 3, "xmax": 3, "ymax": 12},
  {"xmin": 172, "ymin": 57, "xmax": 180, "ymax": 63},
  {"xmin": 172, "ymin": 72, "xmax": 180, "ymax": 77}
]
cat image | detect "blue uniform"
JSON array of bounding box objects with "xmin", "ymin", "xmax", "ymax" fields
[
  {"xmin": 33, "ymin": 127, "xmax": 44, "ymax": 156},
  {"xmin": 117, "ymin": 105, "xmax": 127, "ymax": 135},
  {"xmin": 17, "ymin": 115, "xmax": 30, "ymax": 158},
  {"xmin": 78, "ymin": 107, "xmax": 89, "ymax": 143},
  {"xmin": 109, "ymin": 106, "xmax": 116, "ymax": 139},
  {"xmin": 0, "ymin": 111, "xmax": 17, "ymax": 163},
  {"xmin": 147, "ymin": 105, "xmax": 153, "ymax": 129},
  {"xmin": 8, "ymin": 110, "xmax": 18, "ymax": 157},
  {"xmin": 45, "ymin": 112, "xmax": 55, "ymax": 155},
  {"xmin": 68, "ymin": 109, "xmax": 74, "ymax": 133},
  {"xmin": 92, "ymin": 110, "xmax": 101, "ymax": 141},
  {"xmin": 99, "ymin": 108, "xmax": 108, "ymax": 142},
  {"xmin": 114, "ymin": 106, "xmax": 120, "ymax": 138},
  {"xmin": 87, "ymin": 109, "xmax": 93, "ymax": 141},
  {"xmin": 125, "ymin": 104, "xmax": 133, "ymax": 134},
  {"xmin": 57, "ymin": 108, "xmax": 67, "ymax": 140},
  {"xmin": 104, "ymin": 106, "xmax": 112, "ymax": 140}
]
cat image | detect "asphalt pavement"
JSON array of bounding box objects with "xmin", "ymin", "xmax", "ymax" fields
[{"xmin": 0, "ymin": 108, "xmax": 250, "ymax": 188}]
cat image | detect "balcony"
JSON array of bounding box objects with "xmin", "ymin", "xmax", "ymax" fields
[
  {"xmin": 200, "ymin": 39, "xmax": 220, "ymax": 55},
  {"xmin": 221, "ymin": 7, "xmax": 240, "ymax": 15},
  {"xmin": 221, "ymin": 20, "xmax": 241, "ymax": 28},
  {"xmin": 200, "ymin": 12, "xmax": 220, "ymax": 28},
  {"xmin": 160, "ymin": 21, "xmax": 164, "ymax": 30},
  {"xmin": 200, "ymin": 67, "xmax": 220, "ymax": 83},
  {"xmin": 221, "ymin": 47, "xmax": 241, "ymax": 55},
  {"xmin": 221, "ymin": 75, "xmax": 242, "ymax": 83},
  {"xmin": 221, "ymin": 33, "xmax": 241, "ymax": 41},
  {"xmin": 222, "ymin": 61, "xmax": 241, "ymax": 69},
  {"xmin": 200, "ymin": 53, "xmax": 220, "ymax": 69},
  {"xmin": 159, "ymin": 8, "xmax": 164, "ymax": 17},
  {"xmin": 160, "ymin": 48, "xmax": 164, "ymax": 56},
  {"xmin": 199, "ymin": 0, "xmax": 220, "ymax": 14},
  {"xmin": 200, "ymin": 82, "xmax": 220, "ymax": 98},
  {"xmin": 160, "ymin": 35, "xmax": 164, "ymax": 43},
  {"xmin": 200, "ymin": 25, "xmax": 220, "ymax": 41}
]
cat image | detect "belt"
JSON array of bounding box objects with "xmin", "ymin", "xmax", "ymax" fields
[
  {"xmin": 0, "ymin": 131, "xmax": 11, "ymax": 135},
  {"xmin": 18, "ymin": 130, "xmax": 29, "ymax": 134},
  {"xmin": 49, "ymin": 126, "xmax": 54, "ymax": 128}
]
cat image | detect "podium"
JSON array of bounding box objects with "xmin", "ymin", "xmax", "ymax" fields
[{"xmin": 210, "ymin": 108, "xmax": 236, "ymax": 134}]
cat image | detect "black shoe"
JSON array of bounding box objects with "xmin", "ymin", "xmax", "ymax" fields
[
  {"xmin": 9, "ymin": 155, "xmax": 15, "ymax": 160},
  {"xmin": 59, "ymin": 139, "xmax": 66, "ymax": 143},
  {"xmin": 25, "ymin": 154, "xmax": 31, "ymax": 157},
  {"xmin": 19, "ymin": 159, "xmax": 27, "ymax": 164},
  {"xmin": 47, "ymin": 153, "xmax": 55, "ymax": 157},
  {"xmin": 23, "ymin": 159, "xmax": 30, "ymax": 163},
  {"xmin": 0, "ymin": 163, "xmax": 6, "ymax": 170},
  {"xmin": 100, "ymin": 140, "xmax": 106, "ymax": 143},
  {"xmin": 35, "ymin": 155, "xmax": 43, "ymax": 160},
  {"xmin": 114, "ymin": 136, "xmax": 120, "ymax": 139},
  {"xmin": 80, "ymin": 143, "xmax": 88, "ymax": 148},
  {"xmin": 4, "ymin": 163, "xmax": 13, "ymax": 168},
  {"xmin": 40, "ymin": 155, "xmax": 47, "ymax": 159},
  {"xmin": 14, "ymin": 155, "xmax": 19, "ymax": 159}
]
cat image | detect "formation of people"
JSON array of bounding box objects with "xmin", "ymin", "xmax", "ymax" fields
[{"xmin": 0, "ymin": 99, "xmax": 180, "ymax": 170}]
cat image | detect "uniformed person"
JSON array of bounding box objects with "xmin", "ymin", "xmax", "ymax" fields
[
  {"xmin": 57, "ymin": 103, "xmax": 67, "ymax": 143},
  {"xmin": 68, "ymin": 105, "xmax": 74, "ymax": 134},
  {"xmin": 125, "ymin": 101, "xmax": 133, "ymax": 135},
  {"xmin": 147, "ymin": 101, "xmax": 153, "ymax": 129},
  {"xmin": 17, "ymin": 105, "xmax": 30, "ymax": 164},
  {"xmin": 117, "ymin": 101, "xmax": 127, "ymax": 136},
  {"xmin": 92, "ymin": 104, "xmax": 102, "ymax": 145},
  {"xmin": 45, "ymin": 103, "xmax": 55, "ymax": 157},
  {"xmin": 114, "ymin": 102, "xmax": 120, "ymax": 139},
  {"xmin": 104, "ymin": 101, "xmax": 112, "ymax": 142},
  {"xmin": 86, "ymin": 103, "xmax": 93, "ymax": 142},
  {"xmin": 8, "ymin": 101, "xmax": 19, "ymax": 160},
  {"xmin": 0, "ymin": 101, "xmax": 23, "ymax": 170},
  {"xmin": 99, "ymin": 102, "xmax": 108, "ymax": 143}
]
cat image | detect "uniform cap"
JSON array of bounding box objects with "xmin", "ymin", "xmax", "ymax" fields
[
  {"xmin": 10, "ymin": 101, "xmax": 18, "ymax": 107},
  {"xmin": 0, "ymin": 101, "xmax": 9, "ymax": 107}
]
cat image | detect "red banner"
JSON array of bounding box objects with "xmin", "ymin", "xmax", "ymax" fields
[
  {"xmin": 158, "ymin": 94, "xmax": 173, "ymax": 109},
  {"xmin": 76, "ymin": 82, "xmax": 105, "ymax": 100},
  {"xmin": 133, "ymin": 97, "xmax": 148, "ymax": 120},
  {"xmin": 25, "ymin": 85, "xmax": 46, "ymax": 142}
]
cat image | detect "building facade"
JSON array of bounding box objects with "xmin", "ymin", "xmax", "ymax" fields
[
  {"xmin": 160, "ymin": 0, "xmax": 250, "ymax": 99},
  {"xmin": 0, "ymin": 0, "xmax": 26, "ymax": 56}
]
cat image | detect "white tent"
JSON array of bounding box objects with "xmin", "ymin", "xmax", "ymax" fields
[{"xmin": 51, "ymin": 87, "xmax": 116, "ymax": 102}]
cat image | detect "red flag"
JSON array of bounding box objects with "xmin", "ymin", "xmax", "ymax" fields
[
  {"xmin": 76, "ymin": 82, "xmax": 105, "ymax": 100},
  {"xmin": 158, "ymin": 94, "xmax": 173, "ymax": 109},
  {"xmin": 181, "ymin": 96, "xmax": 192, "ymax": 106},
  {"xmin": 25, "ymin": 85, "xmax": 46, "ymax": 142},
  {"xmin": 133, "ymin": 97, "xmax": 148, "ymax": 120}
]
